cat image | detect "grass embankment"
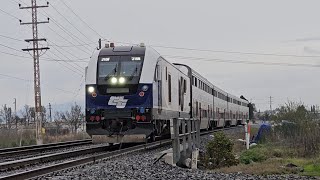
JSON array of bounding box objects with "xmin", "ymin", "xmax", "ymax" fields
[
  {"xmin": 43, "ymin": 132, "xmax": 91, "ymax": 144},
  {"xmin": 0, "ymin": 129, "xmax": 36, "ymax": 148},
  {"xmin": 0, "ymin": 130, "xmax": 90, "ymax": 148},
  {"xmin": 214, "ymin": 126, "xmax": 320, "ymax": 177}
]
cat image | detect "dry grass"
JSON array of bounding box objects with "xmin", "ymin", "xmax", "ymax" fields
[
  {"xmin": 215, "ymin": 158, "xmax": 295, "ymax": 175},
  {"xmin": 0, "ymin": 129, "xmax": 36, "ymax": 148},
  {"xmin": 216, "ymin": 157, "xmax": 320, "ymax": 177},
  {"xmin": 0, "ymin": 129, "xmax": 90, "ymax": 148},
  {"xmin": 43, "ymin": 132, "xmax": 91, "ymax": 144}
]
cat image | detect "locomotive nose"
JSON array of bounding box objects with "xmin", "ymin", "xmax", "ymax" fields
[
  {"xmin": 110, "ymin": 119, "xmax": 122, "ymax": 129},
  {"xmin": 105, "ymin": 118, "xmax": 131, "ymax": 133}
]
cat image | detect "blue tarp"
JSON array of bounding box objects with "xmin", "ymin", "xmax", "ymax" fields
[{"xmin": 251, "ymin": 123, "xmax": 271, "ymax": 144}]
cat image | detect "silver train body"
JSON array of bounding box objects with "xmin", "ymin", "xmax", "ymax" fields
[{"xmin": 85, "ymin": 45, "xmax": 249, "ymax": 143}]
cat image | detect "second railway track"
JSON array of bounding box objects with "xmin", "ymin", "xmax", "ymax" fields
[{"xmin": 0, "ymin": 139, "xmax": 92, "ymax": 162}]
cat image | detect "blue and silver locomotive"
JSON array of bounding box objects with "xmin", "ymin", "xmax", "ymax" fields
[{"xmin": 85, "ymin": 43, "xmax": 250, "ymax": 143}]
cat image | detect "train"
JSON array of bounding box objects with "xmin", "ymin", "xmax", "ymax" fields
[{"xmin": 85, "ymin": 43, "xmax": 252, "ymax": 143}]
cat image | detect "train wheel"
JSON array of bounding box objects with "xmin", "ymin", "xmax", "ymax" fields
[
  {"xmin": 209, "ymin": 122, "xmax": 213, "ymax": 130},
  {"xmin": 149, "ymin": 133, "xmax": 156, "ymax": 142}
]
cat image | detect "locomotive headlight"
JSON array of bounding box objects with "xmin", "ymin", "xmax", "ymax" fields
[
  {"xmin": 111, "ymin": 77, "xmax": 118, "ymax": 84},
  {"xmin": 142, "ymin": 85, "xmax": 148, "ymax": 91},
  {"xmin": 119, "ymin": 77, "xmax": 125, "ymax": 84},
  {"xmin": 88, "ymin": 86, "xmax": 95, "ymax": 93}
]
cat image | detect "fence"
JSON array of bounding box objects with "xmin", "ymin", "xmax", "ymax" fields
[{"xmin": 170, "ymin": 118, "xmax": 200, "ymax": 167}]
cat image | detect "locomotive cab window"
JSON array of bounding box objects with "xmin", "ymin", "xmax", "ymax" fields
[
  {"xmin": 96, "ymin": 55, "xmax": 144, "ymax": 95},
  {"xmin": 97, "ymin": 56, "xmax": 144, "ymax": 84}
]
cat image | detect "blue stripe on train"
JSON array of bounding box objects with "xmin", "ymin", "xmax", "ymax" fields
[{"xmin": 86, "ymin": 84, "xmax": 153, "ymax": 109}]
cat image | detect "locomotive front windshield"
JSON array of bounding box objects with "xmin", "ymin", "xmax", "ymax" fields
[
  {"xmin": 97, "ymin": 55, "xmax": 144, "ymax": 85},
  {"xmin": 98, "ymin": 62, "xmax": 118, "ymax": 78}
]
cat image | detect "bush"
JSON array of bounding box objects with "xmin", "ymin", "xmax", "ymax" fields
[
  {"xmin": 270, "ymin": 102, "xmax": 320, "ymax": 157},
  {"xmin": 29, "ymin": 139, "xmax": 37, "ymax": 145},
  {"xmin": 272, "ymin": 148, "xmax": 283, "ymax": 158},
  {"xmin": 205, "ymin": 132, "xmax": 239, "ymax": 169},
  {"xmin": 10, "ymin": 141, "xmax": 18, "ymax": 147},
  {"xmin": 240, "ymin": 147, "xmax": 267, "ymax": 164}
]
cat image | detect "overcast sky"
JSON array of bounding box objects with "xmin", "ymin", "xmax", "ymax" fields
[{"xmin": 1, "ymin": 0, "xmax": 320, "ymax": 112}]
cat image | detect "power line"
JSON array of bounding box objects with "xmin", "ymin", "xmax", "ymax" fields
[
  {"xmin": 50, "ymin": 2, "xmax": 94, "ymax": 43},
  {"xmin": 104, "ymin": 40, "xmax": 320, "ymax": 59},
  {"xmin": 0, "ymin": 50, "xmax": 88, "ymax": 62},
  {"xmin": 0, "ymin": 44, "xmax": 88, "ymax": 62},
  {"xmin": 43, "ymin": 13, "xmax": 92, "ymax": 55},
  {"xmin": 59, "ymin": 0, "xmax": 103, "ymax": 38},
  {"xmin": 0, "ymin": 34, "xmax": 25, "ymax": 42},
  {"xmin": 44, "ymin": 25, "xmax": 92, "ymax": 56},
  {"xmin": 0, "ymin": 73, "xmax": 31, "ymax": 82},
  {"xmin": 0, "ymin": 73, "xmax": 75, "ymax": 94},
  {"xmin": 47, "ymin": 38, "xmax": 88, "ymax": 60},
  {"xmin": 0, "ymin": 43, "xmax": 28, "ymax": 54},
  {"xmin": 47, "ymin": 43, "xmax": 86, "ymax": 72},
  {"xmin": 45, "ymin": 53, "xmax": 84, "ymax": 76},
  {"xmin": 154, "ymin": 45, "xmax": 320, "ymax": 59},
  {"xmin": 0, "ymin": 7, "xmax": 20, "ymax": 20},
  {"xmin": 49, "ymin": 42, "xmax": 96, "ymax": 48},
  {"xmin": 0, "ymin": 49, "xmax": 85, "ymax": 78},
  {"xmin": 0, "ymin": 37, "xmax": 85, "ymax": 76},
  {"xmin": 46, "ymin": 49, "xmax": 84, "ymax": 74},
  {"xmin": 72, "ymin": 76, "xmax": 85, "ymax": 100},
  {"xmin": 164, "ymin": 55, "xmax": 320, "ymax": 68},
  {"xmin": 7, "ymin": 32, "xmax": 88, "ymax": 75}
]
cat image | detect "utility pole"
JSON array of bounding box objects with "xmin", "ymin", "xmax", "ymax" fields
[
  {"xmin": 19, "ymin": 0, "xmax": 50, "ymax": 145},
  {"xmin": 269, "ymin": 96, "xmax": 273, "ymax": 116},
  {"xmin": 49, "ymin": 103, "xmax": 52, "ymax": 122},
  {"xmin": 14, "ymin": 98, "xmax": 17, "ymax": 129}
]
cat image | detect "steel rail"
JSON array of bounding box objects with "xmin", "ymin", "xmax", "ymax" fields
[
  {"xmin": 0, "ymin": 144, "xmax": 111, "ymax": 170},
  {"xmin": 0, "ymin": 140, "xmax": 92, "ymax": 158},
  {"xmin": 0, "ymin": 139, "xmax": 92, "ymax": 154}
]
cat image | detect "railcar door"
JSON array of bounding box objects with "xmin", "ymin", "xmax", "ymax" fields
[{"xmin": 156, "ymin": 63, "xmax": 162, "ymax": 112}]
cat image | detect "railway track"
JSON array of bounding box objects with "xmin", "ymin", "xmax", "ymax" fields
[
  {"xmin": 0, "ymin": 139, "xmax": 92, "ymax": 162},
  {"xmin": 0, "ymin": 127, "xmax": 238, "ymax": 180}
]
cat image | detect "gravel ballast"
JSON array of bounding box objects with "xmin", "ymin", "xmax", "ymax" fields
[{"xmin": 39, "ymin": 128, "xmax": 317, "ymax": 180}]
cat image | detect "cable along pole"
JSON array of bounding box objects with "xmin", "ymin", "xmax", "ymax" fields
[{"xmin": 19, "ymin": 0, "xmax": 50, "ymax": 145}]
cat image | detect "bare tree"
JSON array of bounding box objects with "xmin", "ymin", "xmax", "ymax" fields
[
  {"xmin": 41, "ymin": 106, "xmax": 47, "ymax": 126},
  {"xmin": 29, "ymin": 107, "xmax": 35, "ymax": 125},
  {"xmin": 53, "ymin": 111, "xmax": 64, "ymax": 134},
  {"xmin": 0, "ymin": 105, "xmax": 13, "ymax": 129},
  {"xmin": 64, "ymin": 103, "xmax": 84, "ymax": 133},
  {"xmin": 20, "ymin": 105, "xmax": 32, "ymax": 126},
  {"xmin": 22, "ymin": 106, "xmax": 47, "ymax": 126}
]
